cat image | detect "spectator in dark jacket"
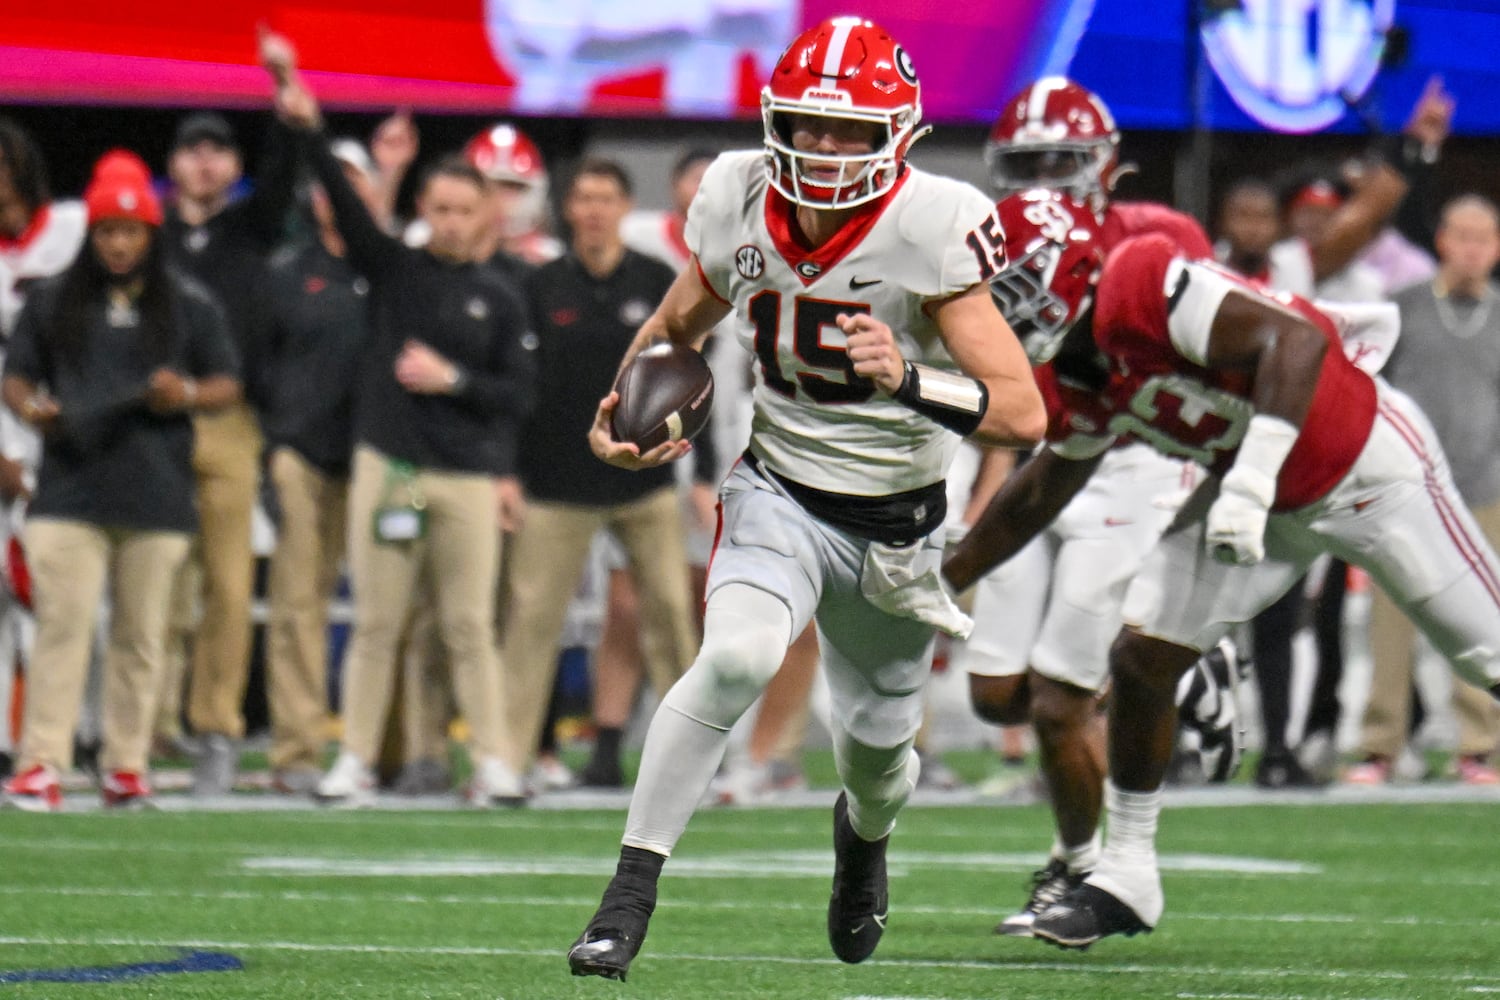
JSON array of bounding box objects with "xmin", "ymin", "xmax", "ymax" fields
[
  {"xmin": 161, "ymin": 30, "xmax": 306, "ymax": 796},
  {"xmin": 268, "ymin": 57, "xmax": 538, "ymax": 805}
]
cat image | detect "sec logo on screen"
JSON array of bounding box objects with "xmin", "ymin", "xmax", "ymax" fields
[{"xmin": 1202, "ymin": 0, "xmax": 1396, "ymax": 133}]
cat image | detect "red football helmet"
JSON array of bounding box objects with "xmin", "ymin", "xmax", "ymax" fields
[
  {"xmin": 986, "ymin": 77, "xmax": 1122, "ymax": 216},
  {"xmin": 463, "ymin": 123, "xmax": 549, "ymax": 236},
  {"xmin": 991, "ymin": 189, "xmax": 1104, "ymax": 363},
  {"xmin": 761, "ymin": 16, "xmax": 929, "ymax": 210}
]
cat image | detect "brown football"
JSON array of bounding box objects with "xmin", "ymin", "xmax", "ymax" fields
[{"xmin": 610, "ymin": 342, "xmax": 715, "ymax": 452}]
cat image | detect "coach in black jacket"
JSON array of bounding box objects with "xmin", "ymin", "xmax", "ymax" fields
[
  {"xmin": 499, "ymin": 159, "xmax": 707, "ymax": 785},
  {"xmin": 282, "ymin": 71, "xmax": 537, "ymax": 805}
]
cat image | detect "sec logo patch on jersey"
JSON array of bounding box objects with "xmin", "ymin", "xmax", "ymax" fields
[{"xmin": 736, "ymin": 245, "xmax": 765, "ymax": 280}]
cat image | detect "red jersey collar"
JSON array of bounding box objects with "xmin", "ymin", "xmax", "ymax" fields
[{"xmin": 763, "ymin": 171, "xmax": 909, "ymax": 287}]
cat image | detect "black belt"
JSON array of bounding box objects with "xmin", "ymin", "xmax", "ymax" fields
[{"xmin": 741, "ymin": 449, "xmax": 946, "ymax": 544}]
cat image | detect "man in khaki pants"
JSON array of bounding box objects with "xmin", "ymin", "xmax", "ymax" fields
[
  {"xmin": 257, "ymin": 144, "xmax": 386, "ymax": 792},
  {"xmin": 1349, "ymin": 195, "xmax": 1500, "ymax": 785},
  {"xmin": 160, "ymin": 62, "xmax": 304, "ymax": 794},
  {"xmin": 500, "ymin": 161, "xmax": 700, "ymax": 790},
  {"xmin": 268, "ymin": 54, "xmax": 537, "ymax": 806}
]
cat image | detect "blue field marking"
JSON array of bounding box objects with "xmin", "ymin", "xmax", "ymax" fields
[{"xmin": 0, "ymin": 949, "xmax": 243, "ymax": 983}]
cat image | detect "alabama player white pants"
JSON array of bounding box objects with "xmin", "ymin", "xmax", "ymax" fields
[
  {"xmin": 1126, "ymin": 385, "xmax": 1500, "ymax": 694},
  {"xmin": 959, "ymin": 444, "xmax": 1194, "ymax": 691}
]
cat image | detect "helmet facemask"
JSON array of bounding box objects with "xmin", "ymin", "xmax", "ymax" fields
[
  {"xmin": 762, "ymin": 98, "xmax": 924, "ymax": 210},
  {"xmin": 991, "ymin": 239, "xmax": 1091, "ymax": 364},
  {"xmin": 986, "ymin": 141, "xmax": 1115, "ymax": 215}
]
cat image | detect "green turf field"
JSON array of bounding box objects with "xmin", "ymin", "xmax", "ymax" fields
[{"xmin": 0, "ymin": 796, "xmax": 1496, "ymax": 998}]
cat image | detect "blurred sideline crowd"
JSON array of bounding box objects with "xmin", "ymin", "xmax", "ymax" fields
[{"xmin": 0, "ymin": 33, "xmax": 1496, "ymax": 813}]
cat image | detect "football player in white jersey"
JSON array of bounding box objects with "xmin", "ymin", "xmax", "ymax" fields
[{"xmin": 567, "ymin": 16, "xmax": 1044, "ymax": 981}]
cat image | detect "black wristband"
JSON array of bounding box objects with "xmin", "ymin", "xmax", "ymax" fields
[{"xmin": 890, "ymin": 361, "xmax": 988, "ymax": 437}]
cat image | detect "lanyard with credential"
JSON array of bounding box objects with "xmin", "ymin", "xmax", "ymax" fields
[{"xmin": 371, "ymin": 458, "xmax": 428, "ymax": 543}]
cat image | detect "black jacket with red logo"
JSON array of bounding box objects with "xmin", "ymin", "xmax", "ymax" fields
[
  {"xmin": 310, "ymin": 137, "xmax": 536, "ymax": 477},
  {"xmin": 520, "ymin": 250, "xmax": 717, "ymax": 505},
  {"xmin": 262, "ymin": 241, "xmax": 370, "ymax": 476}
]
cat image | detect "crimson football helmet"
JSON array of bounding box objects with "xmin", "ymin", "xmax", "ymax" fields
[
  {"xmin": 990, "ymin": 189, "xmax": 1104, "ymax": 364},
  {"xmin": 986, "ymin": 77, "xmax": 1123, "ymax": 216},
  {"xmin": 761, "ymin": 16, "xmax": 930, "ymax": 209},
  {"xmin": 463, "ymin": 123, "xmax": 549, "ymax": 236}
]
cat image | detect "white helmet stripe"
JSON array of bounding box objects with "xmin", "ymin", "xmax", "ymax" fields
[
  {"xmin": 820, "ymin": 19, "xmax": 857, "ymax": 78},
  {"xmin": 1026, "ymin": 75, "xmax": 1068, "ymax": 126}
]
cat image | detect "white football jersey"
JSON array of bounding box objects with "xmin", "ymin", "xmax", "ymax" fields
[
  {"xmin": 622, "ymin": 208, "xmax": 690, "ymax": 270},
  {"xmin": 0, "ymin": 199, "xmax": 83, "ymax": 486},
  {"xmin": 687, "ymin": 151, "xmax": 1002, "ymax": 497}
]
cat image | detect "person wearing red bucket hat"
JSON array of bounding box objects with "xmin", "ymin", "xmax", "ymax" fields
[{"xmin": 0, "ymin": 147, "xmax": 242, "ymax": 812}]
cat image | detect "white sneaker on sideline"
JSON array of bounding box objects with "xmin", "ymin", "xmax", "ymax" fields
[
  {"xmin": 469, "ymin": 756, "xmax": 527, "ymax": 806},
  {"xmin": 315, "ymin": 751, "xmax": 376, "ymax": 808},
  {"xmin": 529, "ymin": 755, "xmax": 575, "ymax": 793}
]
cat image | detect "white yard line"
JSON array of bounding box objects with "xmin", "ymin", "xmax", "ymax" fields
[
  {"xmin": 0, "ymin": 833, "xmax": 1497, "ymax": 887},
  {"xmin": 1173, "ymin": 994, "xmax": 1411, "ymax": 1000},
  {"xmin": 0, "ymin": 934, "xmax": 1494, "ymax": 987},
  {"xmin": 232, "ymin": 851, "xmax": 1318, "ymax": 878},
  {"xmin": 2, "ymin": 883, "xmax": 1498, "ymax": 930}
]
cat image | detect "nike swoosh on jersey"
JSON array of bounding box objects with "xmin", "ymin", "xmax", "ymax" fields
[{"xmin": 849, "ymin": 276, "xmax": 882, "ymax": 289}]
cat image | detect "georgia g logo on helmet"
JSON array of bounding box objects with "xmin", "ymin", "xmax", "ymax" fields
[
  {"xmin": 894, "ymin": 47, "xmax": 917, "ymax": 86},
  {"xmin": 760, "ymin": 16, "xmax": 932, "ymax": 210}
]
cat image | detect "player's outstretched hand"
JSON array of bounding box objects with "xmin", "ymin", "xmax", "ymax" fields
[
  {"xmin": 842, "ymin": 313, "xmax": 905, "ymax": 393},
  {"xmin": 1404, "ymin": 75, "xmax": 1454, "ymax": 149},
  {"xmin": 258, "ymin": 24, "xmax": 299, "ymax": 85},
  {"xmin": 589, "ymin": 391, "xmax": 691, "ymax": 470}
]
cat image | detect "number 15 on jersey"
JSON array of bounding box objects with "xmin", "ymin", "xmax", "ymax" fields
[{"xmin": 749, "ymin": 291, "xmax": 875, "ymax": 405}]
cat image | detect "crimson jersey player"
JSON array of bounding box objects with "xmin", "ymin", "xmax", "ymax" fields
[
  {"xmin": 947, "ymin": 188, "xmax": 1500, "ymax": 949},
  {"xmin": 953, "ymin": 77, "xmax": 1239, "ymax": 940}
]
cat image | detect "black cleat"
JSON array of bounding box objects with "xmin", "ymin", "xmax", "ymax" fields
[
  {"xmin": 567, "ymin": 850, "xmax": 661, "ymax": 982},
  {"xmin": 577, "ymin": 757, "xmax": 625, "ymax": 789},
  {"xmin": 1031, "ymin": 883, "xmax": 1153, "ymax": 951},
  {"xmin": 995, "ymin": 857, "xmax": 1088, "ymax": 937},
  {"xmin": 1254, "ymin": 748, "xmax": 1319, "ymax": 789},
  {"xmin": 827, "ymin": 791, "xmax": 889, "ymax": 964},
  {"xmin": 567, "ymin": 928, "xmax": 641, "ymax": 982},
  {"xmin": 1176, "ymin": 640, "xmax": 1245, "ymax": 783}
]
